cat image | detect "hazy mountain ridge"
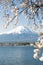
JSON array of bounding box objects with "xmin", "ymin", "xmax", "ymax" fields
[{"xmin": 0, "ymin": 26, "xmax": 39, "ymax": 43}]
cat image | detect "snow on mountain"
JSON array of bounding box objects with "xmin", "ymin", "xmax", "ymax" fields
[
  {"xmin": 0, "ymin": 26, "xmax": 39, "ymax": 43},
  {"xmin": 7, "ymin": 26, "xmax": 30, "ymax": 34}
]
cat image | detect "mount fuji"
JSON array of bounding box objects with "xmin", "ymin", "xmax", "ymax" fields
[{"xmin": 0, "ymin": 26, "xmax": 39, "ymax": 43}]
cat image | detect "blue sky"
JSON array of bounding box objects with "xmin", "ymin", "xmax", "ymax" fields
[
  {"xmin": 0, "ymin": 0, "xmax": 28, "ymax": 33},
  {"xmin": 0, "ymin": 10, "xmax": 28, "ymax": 33},
  {"xmin": 0, "ymin": 0, "xmax": 43, "ymax": 33}
]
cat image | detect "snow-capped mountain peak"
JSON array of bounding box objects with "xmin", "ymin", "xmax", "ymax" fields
[
  {"xmin": 7, "ymin": 26, "xmax": 25, "ymax": 34},
  {"xmin": 7, "ymin": 26, "xmax": 31, "ymax": 34},
  {"xmin": 0, "ymin": 26, "xmax": 39, "ymax": 43}
]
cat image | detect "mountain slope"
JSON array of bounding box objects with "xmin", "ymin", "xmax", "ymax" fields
[{"xmin": 0, "ymin": 26, "xmax": 39, "ymax": 43}]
